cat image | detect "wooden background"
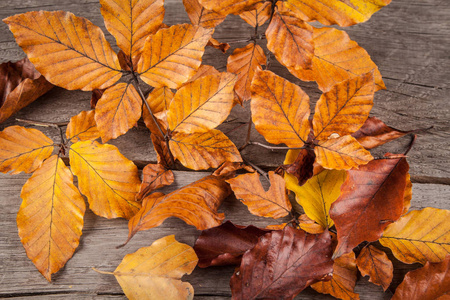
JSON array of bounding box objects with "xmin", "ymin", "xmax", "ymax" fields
[{"xmin": 1, "ymin": 0, "xmax": 449, "ymax": 298}]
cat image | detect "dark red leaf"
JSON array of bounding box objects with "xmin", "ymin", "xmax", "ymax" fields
[
  {"xmin": 90, "ymin": 88, "xmax": 105, "ymax": 109},
  {"xmin": 283, "ymin": 148, "xmax": 315, "ymax": 186}
]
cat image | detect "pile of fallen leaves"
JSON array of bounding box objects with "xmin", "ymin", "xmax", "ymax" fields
[{"xmin": 0, "ymin": 0, "xmax": 448, "ymax": 299}]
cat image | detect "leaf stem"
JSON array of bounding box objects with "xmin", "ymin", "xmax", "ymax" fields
[
  {"xmin": 16, "ymin": 118, "xmax": 68, "ymax": 128},
  {"xmin": 239, "ymin": 116, "xmax": 253, "ymax": 151},
  {"xmin": 243, "ymin": 158, "xmax": 269, "ymax": 182}
]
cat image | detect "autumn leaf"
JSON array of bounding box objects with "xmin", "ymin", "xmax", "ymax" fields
[
  {"xmin": 4, "ymin": 11, "xmax": 122, "ymax": 91},
  {"xmin": 251, "ymin": 69, "xmax": 310, "ymax": 148},
  {"xmin": 282, "ymin": 148, "xmax": 316, "ymax": 186},
  {"xmin": 330, "ymin": 157, "xmax": 409, "ymax": 258},
  {"xmin": 151, "ymin": 133, "xmax": 172, "ymax": 168},
  {"xmin": 136, "ymin": 163, "xmax": 174, "ymax": 201},
  {"xmin": 142, "ymin": 87, "xmax": 172, "ymax": 136},
  {"xmin": 227, "ymin": 43, "xmax": 266, "ymax": 102},
  {"xmin": 206, "ymin": 37, "xmax": 230, "ymax": 53},
  {"xmin": 94, "ymin": 83, "xmax": 141, "ymax": 142},
  {"xmin": 198, "ymin": 0, "xmax": 260, "ymax": 15},
  {"xmin": 137, "ymin": 24, "xmax": 213, "ymax": 89},
  {"xmin": 0, "ymin": 125, "xmax": 54, "ymax": 174},
  {"xmin": 392, "ymin": 255, "xmax": 450, "ymax": 300},
  {"xmin": 230, "ymin": 226, "xmax": 333, "ymax": 299},
  {"xmin": 69, "ymin": 140, "xmax": 141, "ymax": 219},
  {"xmin": 356, "ymin": 245, "xmax": 393, "ymax": 291},
  {"xmin": 183, "ymin": 0, "xmax": 226, "ymax": 28},
  {"xmin": 194, "ymin": 221, "xmax": 269, "ymax": 267},
  {"xmin": 90, "ymin": 88, "xmax": 104, "ymax": 108},
  {"xmin": 18, "ymin": 155, "xmax": 85, "ymax": 281},
  {"xmin": 298, "ymin": 214, "xmax": 325, "ymax": 234},
  {"xmin": 402, "ymin": 173, "xmax": 412, "ymax": 215},
  {"xmin": 66, "ymin": 110, "xmax": 100, "ymax": 142},
  {"xmin": 380, "ymin": 207, "xmax": 450, "ymax": 264},
  {"xmin": 185, "ymin": 65, "xmax": 219, "ymax": 84},
  {"xmin": 227, "ymin": 171, "xmax": 292, "ymax": 219},
  {"xmin": 212, "ymin": 161, "xmax": 255, "ymax": 178},
  {"xmin": 239, "ymin": 2, "xmax": 271, "ymax": 27},
  {"xmin": 0, "ymin": 57, "xmax": 53, "ymax": 124},
  {"xmin": 311, "ymin": 252, "xmax": 360, "ymax": 300},
  {"xmin": 97, "ymin": 235, "xmax": 198, "ymax": 300},
  {"xmin": 100, "ymin": 0, "xmax": 164, "ymax": 58}
]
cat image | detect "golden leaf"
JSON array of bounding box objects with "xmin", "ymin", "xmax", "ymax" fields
[
  {"xmin": 356, "ymin": 245, "xmax": 393, "ymax": 291},
  {"xmin": 198, "ymin": 0, "xmax": 260, "ymax": 15},
  {"xmin": 137, "ymin": 24, "xmax": 213, "ymax": 89},
  {"xmin": 18, "ymin": 155, "xmax": 85, "ymax": 281},
  {"xmin": 69, "ymin": 140, "xmax": 141, "ymax": 219},
  {"xmin": 66, "ymin": 110, "xmax": 100, "ymax": 142},
  {"xmin": 251, "ymin": 69, "xmax": 310, "ymax": 148},
  {"xmin": 183, "ymin": 0, "xmax": 226, "ymax": 28},
  {"xmin": 4, "ymin": 11, "xmax": 121, "ymax": 91},
  {"xmin": 185, "ymin": 65, "xmax": 220, "ymax": 84},
  {"xmin": 239, "ymin": 2, "xmax": 271, "ymax": 27},
  {"xmin": 0, "ymin": 125, "xmax": 54, "ymax": 174}
]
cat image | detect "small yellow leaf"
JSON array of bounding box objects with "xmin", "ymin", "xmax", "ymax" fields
[{"xmin": 66, "ymin": 110, "xmax": 100, "ymax": 142}]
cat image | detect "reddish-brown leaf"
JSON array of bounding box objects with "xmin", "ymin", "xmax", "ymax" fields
[
  {"xmin": 330, "ymin": 157, "xmax": 409, "ymax": 258},
  {"xmin": 356, "ymin": 245, "xmax": 393, "ymax": 291},
  {"xmin": 230, "ymin": 226, "xmax": 333, "ymax": 300},
  {"xmin": 283, "ymin": 148, "xmax": 316, "ymax": 186},
  {"xmin": 183, "ymin": 0, "xmax": 226, "ymax": 28},
  {"xmin": 194, "ymin": 221, "xmax": 269, "ymax": 267},
  {"xmin": 90, "ymin": 89, "xmax": 104, "ymax": 108},
  {"xmin": 136, "ymin": 163, "xmax": 174, "ymax": 201},
  {"xmin": 402, "ymin": 173, "xmax": 412, "ymax": 215}
]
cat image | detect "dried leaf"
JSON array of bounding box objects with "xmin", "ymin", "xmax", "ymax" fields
[
  {"xmin": 194, "ymin": 221, "xmax": 269, "ymax": 267},
  {"xmin": 69, "ymin": 140, "xmax": 141, "ymax": 219},
  {"xmin": 94, "ymin": 83, "xmax": 142, "ymax": 142},
  {"xmin": 227, "ymin": 43, "xmax": 266, "ymax": 102},
  {"xmin": 402, "ymin": 173, "xmax": 412, "ymax": 215},
  {"xmin": 230, "ymin": 226, "xmax": 333, "ymax": 299},
  {"xmin": 18, "ymin": 155, "xmax": 85, "ymax": 281},
  {"xmin": 0, "ymin": 125, "xmax": 54, "ymax": 174},
  {"xmin": 207, "ymin": 38, "xmax": 230, "ymax": 53},
  {"xmin": 151, "ymin": 133, "xmax": 172, "ymax": 168},
  {"xmin": 212, "ymin": 161, "xmax": 255, "ymax": 178},
  {"xmin": 266, "ymin": 223, "xmax": 289, "ymax": 230},
  {"xmin": 4, "ymin": 11, "xmax": 121, "ymax": 91},
  {"xmin": 239, "ymin": 2, "xmax": 271, "ymax": 27},
  {"xmin": 282, "ymin": 148, "xmax": 316, "ymax": 186},
  {"xmin": 227, "ymin": 171, "xmax": 292, "ymax": 219},
  {"xmin": 66, "ymin": 110, "xmax": 100, "ymax": 142},
  {"xmin": 137, "ymin": 24, "xmax": 213, "ymax": 89},
  {"xmin": 183, "ymin": 0, "xmax": 226, "ymax": 28},
  {"xmin": 136, "ymin": 163, "xmax": 174, "ymax": 201},
  {"xmin": 356, "ymin": 245, "xmax": 393, "ymax": 291},
  {"xmin": 330, "ymin": 157, "xmax": 409, "ymax": 258},
  {"xmin": 185, "ymin": 65, "xmax": 220, "ymax": 84},
  {"xmin": 380, "ymin": 207, "xmax": 450, "ymax": 264},
  {"xmin": 117, "ymin": 50, "xmax": 132, "ymax": 71},
  {"xmin": 298, "ymin": 214, "xmax": 325, "ymax": 234},
  {"xmin": 90, "ymin": 89, "xmax": 104, "ymax": 108},
  {"xmin": 251, "ymin": 69, "xmax": 310, "ymax": 148},
  {"xmin": 198, "ymin": 0, "xmax": 260, "ymax": 15}
]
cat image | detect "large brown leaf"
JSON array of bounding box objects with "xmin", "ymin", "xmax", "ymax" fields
[
  {"xmin": 330, "ymin": 157, "xmax": 409, "ymax": 258},
  {"xmin": 0, "ymin": 125, "xmax": 54, "ymax": 174},
  {"xmin": 136, "ymin": 163, "xmax": 174, "ymax": 201},
  {"xmin": 226, "ymin": 171, "xmax": 292, "ymax": 219},
  {"xmin": 194, "ymin": 221, "xmax": 269, "ymax": 267},
  {"xmin": 69, "ymin": 140, "xmax": 141, "ymax": 219},
  {"xmin": 4, "ymin": 11, "xmax": 121, "ymax": 91},
  {"xmin": 100, "ymin": 0, "xmax": 164, "ymax": 58},
  {"xmin": 0, "ymin": 58, "xmax": 53, "ymax": 124},
  {"xmin": 251, "ymin": 69, "xmax": 310, "ymax": 148},
  {"xmin": 183, "ymin": 0, "xmax": 226, "ymax": 28},
  {"xmin": 230, "ymin": 226, "xmax": 333, "ymax": 299},
  {"xmin": 239, "ymin": 2, "xmax": 271, "ymax": 27},
  {"xmin": 198, "ymin": 0, "xmax": 260, "ymax": 15},
  {"xmin": 66, "ymin": 110, "xmax": 100, "ymax": 142},
  {"xmin": 137, "ymin": 24, "xmax": 213, "ymax": 88},
  {"xmin": 356, "ymin": 245, "xmax": 393, "ymax": 291},
  {"xmin": 18, "ymin": 155, "xmax": 85, "ymax": 281}
]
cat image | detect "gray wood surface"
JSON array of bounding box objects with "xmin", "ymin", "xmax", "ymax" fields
[{"xmin": 0, "ymin": 0, "xmax": 449, "ymax": 299}]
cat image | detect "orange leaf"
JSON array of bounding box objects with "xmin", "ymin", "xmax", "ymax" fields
[
  {"xmin": 183, "ymin": 0, "xmax": 226, "ymax": 28},
  {"xmin": 66, "ymin": 110, "xmax": 100, "ymax": 142},
  {"xmin": 185, "ymin": 64, "xmax": 220, "ymax": 84},
  {"xmin": 227, "ymin": 43, "xmax": 266, "ymax": 102},
  {"xmin": 313, "ymin": 73, "xmax": 375, "ymax": 140},
  {"xmin": 227, "ymin": 171, "xmax": 292, "ymax": 219},
  {"xmin": 298, "ymin": 214, "xmax": 325, "ymax": 234},
  {"xmin": 4, "ymin": 11, "xmax": 121, "ymax": 91},
  {"xmin": 167, "ymin": 73, "xmax": 236, "ymax": 134},
  {"xmin": 198, "ymin": 0, "xmax": 260, "ymax": 15},
  {"xmin": 100, "ymin": 0, "xmax": 164, "ymax": 58},
  {"xmin": 239, "ymin": 2, "xmax": 271, "ymax": 27},
  {"xmin": 94, "ymin": 83, "xmax": 142, "ymax": 142},
  {"xmin": 136, "ymin": 163, "xmax": 174, "ymax": 201},
  {"xmin": 207, "ymin": 37, "xmax": 230, "ymax": 53},
  {"xmin": 251, "ymin": 69, "xmax": 310, "ymax": 148},
  {"xmin": 151, "ymin": 133, "xmax": 172, "ymax": 168},
  {"xmin": 402, "ymin": 173, "xmax": 412, "ymax": 215},
  {"xmin": 169, "ymin": 129, "xmax": 242, "ymax": 170},
  {"xmin": 142, "ymin": 87, "xmax": 173, "ymax": 135},
  {"xmin": 137, "ymin": 24, "xmax": 213, "ymax": 89},
  {"xmin": 0, "ymin": 126, "xmax": 54, "ymax": 174},
  {"xmin": 69, "ymin": 140, "xmax": 141, "ymax": 219},
  {"xmin": 356, "ymin": 245, "xmax": 393, "ymax": 291},
  {"xmin": 18, "ymin": 155, "xmax": 85, "ymax": 281}
]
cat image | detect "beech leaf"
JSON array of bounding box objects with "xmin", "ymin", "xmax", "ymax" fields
[
  {"xmin": 151, "ymin": 133, "xmax": 172, "ymax": 168},
  {"xmin": 66, "ymin": 110, "xmax": 100, "ymax": 142},
  {"xmin": 183, "ymin": 0, "xmax": 226, "ymax": 28},
  {"xmin": 136, "ymin": 163, "xmax": 174, "ymax": 201},
  {"xmin": 198, "ymin": 0, "xmax": 260, "ymax": 15},
  {"xmin": 282, "ymin": 148, "xmax": 316, "ymax": 186},
  {"xmin": 239, "ymin": 2, "xmax": 271, "ymax": 27},
  {"xmin": 356, "ymin": 245, "xmax": 393, "ymax": 291}
]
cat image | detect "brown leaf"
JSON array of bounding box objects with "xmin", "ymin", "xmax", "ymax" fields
[
  {"xmin": 194, "ymin": 221, "xmax": 269, "ymax": 267},
  {"xmin": 212, "ymin": 161, "xmax": 255, "ymax": 178},
  {"xmin": 402, "ymin": 173, "xmax": 412, "ymax": 215},
  {"xmin": 207, "ymin": 37, "xmax": 230, "ymax": 53},
  {"xmin": 239, "ymin": 2, "xmax": 271, "ymax": 27},
  {"xmin": 66, "ymin": 110, "xmax": 100, "ymax": 142},
  {"xmin": 136, "ymin": 163, "xmax": 174, "ymax": 201},
  {"xmin": 283, "ymin": 148, "xmax": 316, "ymax": 186},
  {"xmin": 90, "ymin": 89, "xmax": 104, "ymax": 108},
  {"xmin": 151, "ymin": 133, "xmax": 172, "ymax": 168},
  {"xmin": 392, "ymin": 255, "xmax": 450, "ymax": 300},
  {"xmin": 4, "ymin": 11, "xmax": 121, "ymax": 91},
  {"xmin": 227, "ymin": 171, "xmax": 292, "ymax": 219},
  {"xmin": 117, "ymin": 50, "xmax": 132, "ymax": 71},
  {"xmin": 18, "ymin": 155, "xmax": 85, "ymax": 281},
  {"xmin": 198, "ymin": 0, "xmax": 260, "ymax": 15},
  {"xmin": 183, "ymin": 0, "xmax": 226, "ymax": 28},
  {"xmin": 356, "ymin": 245, "xmax": 393, "ymax": 291},
  {"xmin": 230, "ymin": 226, "xmax": 333, "ymax": 299},
  {"xmin": 227, "ymin": 43, "xmax": 266, "ymax": 102},
  {"xmin": 330, "ymin": 157, "xmax": 409, "ymax": 258},
  {"xmin": 0, "ymin": 58, "xmax": 53, "ymax": 124},
  {"xmin": 0, "ymin": 126, "xmax": 54, "ymax": 174}
]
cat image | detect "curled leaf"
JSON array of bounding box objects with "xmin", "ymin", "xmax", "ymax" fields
[{"xmin": 136, "ymin": 163, "xmax": 174, "ymax": 201}]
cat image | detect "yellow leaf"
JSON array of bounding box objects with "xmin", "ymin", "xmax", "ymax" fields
[
  {"xmin": 251, "ymin": 69, "xmax": 310, "ymax": 148},
  {"xmin": 227, "ymin": 171, "xmax": 292, "ymax": 219},
  {"xmin": 239, "ymin": 2, "xmax": 271, "ymax": 27},
  {"xmin": 94, "ymin": 83, "xmax": 142, "ymax": 143},
  {"xmin": 286, "ymin": 169, "xmax": 347, "ymax": 228},
  {"xmin": 315, "ymin": 135, "xmax": 373, "ymax": 170},
  {"xmin": 227, "ymin": 43, "xmax": 266, "ymax": 102},
  {"xmin": 167, "ymin": 73, "xmax": 237, "ymax": 134},
  {"xmin": 4, "ymin": 11, "xmax": 121, "ymax": 91},
  {"xmin": 169, "ymin": 129, "xmax": 242, "ymax": 170},
  {"xmin": 380, "ymin": 207, "xmax": 450, "ymax": 264},
  {"xmin": 137, "ymin": 24, "xmax": 213, "ymax": 89},
  {"xmin": 66, "ymin": 110, "xmax": 100, "ymax": 142},
  {"xmin": 69, "ymin": 140, "xmax": 141, "ymax": 219},
  {"xmin": 183, "ymin": 0, "xmax": 226, "ymax": 28},
  {"xmin": 100, "ymin": 0, "xmax": 164, "ymax": 58},
  {"xmin": 198, "ymin": 0, "xmax": 260, "ymax": 15},
  {"xmin": 286, "ymin": 0, "xmax": 391, "ymax": 27},
  {"xmin": 18, "ymin": 155, "xmax": 85, "ymax": 281},
  {"xmin": 0, "ymin": 126, "xmax": 54, "ymax": 174},
  {"xmin": 313, "ymin": 73, "xmax": 375, "ymax": 140}
]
